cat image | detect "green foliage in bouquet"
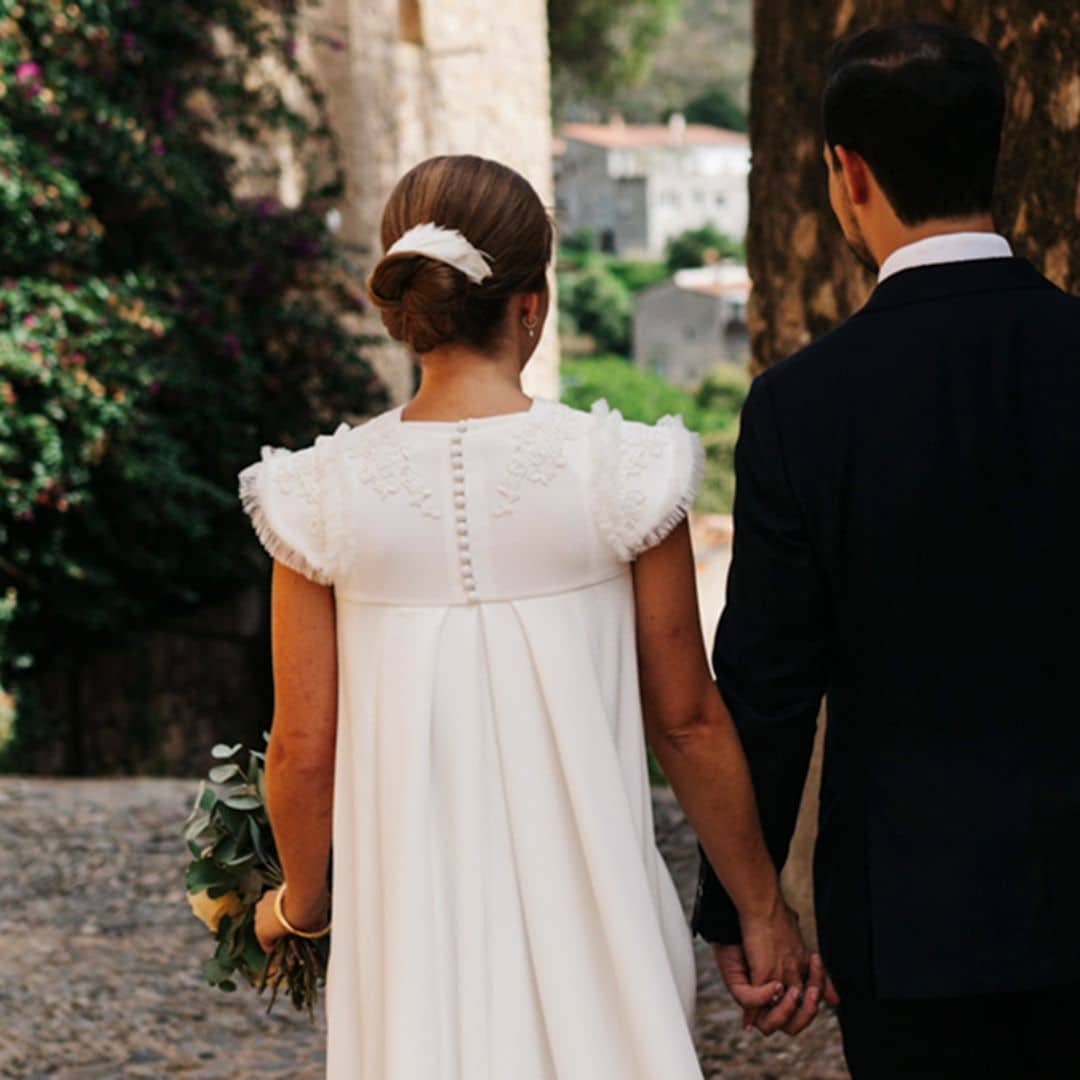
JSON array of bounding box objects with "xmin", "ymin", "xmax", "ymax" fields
[
  {"xmin": 183, "ymin": 738, "xmax": 329, "ymax": 1019},
  {"xmin": 0, "ymin": 1, "xmax": 386, "ymax": 769}
]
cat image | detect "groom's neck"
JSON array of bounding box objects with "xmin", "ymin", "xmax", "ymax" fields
[{"xmin": 871, "ymin": 212, "xmax": 997, "ymax": 269}]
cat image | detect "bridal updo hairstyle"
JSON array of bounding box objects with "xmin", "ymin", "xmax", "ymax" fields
[{"xmin": 366, "ymin": 155, "xmax": 554, "ymax": 355}]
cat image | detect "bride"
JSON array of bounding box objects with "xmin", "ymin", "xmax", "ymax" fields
[{"xmin": 242, "ymin": 154, "xmax": 810, "ymax": 1078}]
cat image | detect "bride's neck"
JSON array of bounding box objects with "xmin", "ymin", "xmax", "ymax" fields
[{"xmin": 406, "ymin": 346, "xmax": 529, "ymax": 419}]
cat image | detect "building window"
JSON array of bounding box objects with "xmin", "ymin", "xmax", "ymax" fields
[{"xmin": 400, "ymin": 0, "xmax": 423, "ymax": 45}]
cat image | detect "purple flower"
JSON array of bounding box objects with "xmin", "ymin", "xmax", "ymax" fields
[{"xmin": 15, "ymin": 62, "xmax": 41, "ymax": 83}]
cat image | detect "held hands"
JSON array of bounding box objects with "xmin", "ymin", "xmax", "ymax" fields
[{"xmin": 714, "ymin": 901, "xmax": 840, "ymax": 1037}]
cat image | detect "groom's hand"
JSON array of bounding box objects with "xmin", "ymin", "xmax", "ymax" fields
[{"xmin": 713, "ymin": 945, "xmax": 839, "ymax": 1037}]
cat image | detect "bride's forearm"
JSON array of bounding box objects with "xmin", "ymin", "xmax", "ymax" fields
[
  {"xmin": 647, "ymin": 697, "xmax": 781, "ymax": 922},
  {"xmin": 265, "ymin": 734, "xmax": 334, "ymax": 925}
]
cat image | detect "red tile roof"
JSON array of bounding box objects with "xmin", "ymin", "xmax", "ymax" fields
[{"xmin": 560, "ymin": 122, "xmax": 748, "ymax": 150}]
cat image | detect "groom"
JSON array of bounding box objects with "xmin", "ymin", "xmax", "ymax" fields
[{"xmin": 692, "ymin": 21, "xmax": 1080, "ymax": 1079}]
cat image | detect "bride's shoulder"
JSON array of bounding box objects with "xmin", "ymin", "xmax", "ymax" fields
[{"xmin": 580, "ymin": 398, "xmax": 705, "ymax": 562}]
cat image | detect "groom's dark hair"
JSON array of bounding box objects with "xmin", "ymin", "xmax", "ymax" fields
[{"xmin": 823, "ymin": 22, "xmax": 1005, "ymax": 225}]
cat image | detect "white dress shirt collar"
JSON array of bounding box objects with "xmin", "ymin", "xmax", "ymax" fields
[{"xmin": 877, "ymin": 232, "xmax": 1013, "ymax": 283}]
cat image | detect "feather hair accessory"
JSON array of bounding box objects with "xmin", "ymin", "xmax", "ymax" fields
[{"xmin": 385, "ymin": 223, "xmax": 494, "ymax": 284}]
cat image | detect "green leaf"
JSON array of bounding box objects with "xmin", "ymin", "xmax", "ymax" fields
[
  {"xmin": 218, "ymin": 805, "xmax": 249, "ymax": 839},
  {"xmin": 223, "ymin": 794, "xmax": 262, "ymax": 811},
  {"xmin": 185, "ymin": 858, "xmax": 229, "ymax": 892},
  {"xmin": 211, "ymin": 834, "xmax": 239, "ymax": 864},
  {"xmin": 202, "ymin": 956, "xmax": 231, "ymax": 985},
  {"xmin": 209, "ymin": 763, "xmax": 241, "ymax": 783},
  {"xmin": 249, "ymin": 815, "xmax": 269, "ymax": 864},
  {"xmin": 211, "ymin": 742, "xmax": 242, "ymax": 760}
]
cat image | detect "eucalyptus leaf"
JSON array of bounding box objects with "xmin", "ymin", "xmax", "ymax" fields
[
  {"xmin": 202, "ymin": 956, "xmax": 230, "ymax": 984},
  {"xmin": 249, "ymin": 816, "xmax": 269, "ymax": 864},
  {"xmin": 186, "ymin": 858, "xmax": 230, "ymax": 892},
  {"xmin": 209, "ymin": 763, "xmax": 241, "ymax": 783},
  {"xmin": 212, "ymin": 834, "xmax": 239, "ymax": 864},
  {"xmin": 211, "ymin": 742, "xmax": 243, "ymax": 760},
  {"xmin": 223, "ymin": 794, "xmax": 262, "ymax": 811}
]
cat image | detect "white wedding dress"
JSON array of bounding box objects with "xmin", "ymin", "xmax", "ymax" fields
[{"xmin": 238, "ymin": 396, "xmax": 705, "ymax": 1080}]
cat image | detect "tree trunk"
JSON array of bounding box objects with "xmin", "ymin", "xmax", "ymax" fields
[
  {"xmin": 750, "ymin": 1, "xmax": 1080, "ymax": 942},
  {"xmin": 748, "ymin": 0, "xmax": 1080, "ymax": 374}
]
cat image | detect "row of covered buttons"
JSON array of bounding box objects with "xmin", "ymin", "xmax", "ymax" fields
[{"xmin": 450, "ymin": 420, "xmax": 478, "ymax": 604}]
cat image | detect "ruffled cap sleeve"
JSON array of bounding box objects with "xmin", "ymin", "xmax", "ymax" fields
[
  {"xmin": 590, "ymin": 399, "xmax": 704, "ymax": 562},
  {"xmin": 237, "ymin": 425, "xmax": 346, "ymax": 586}
]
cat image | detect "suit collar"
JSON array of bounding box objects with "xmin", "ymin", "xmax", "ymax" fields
[{"xmin": 860, "ymin": 257, "xmax": 1054, "ymax": 316}]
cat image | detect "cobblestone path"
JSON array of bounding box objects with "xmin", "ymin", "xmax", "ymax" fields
[{"xmin": 0, "ymin": 778, "xmax": 846, "ymax": 1078}]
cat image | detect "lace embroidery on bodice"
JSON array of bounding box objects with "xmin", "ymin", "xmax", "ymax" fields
[
  {"xmin": 342, "ymin": 422, "xmax": 441, "ymax": 519},
  {"xmin": 493, "ymin": 404, "xmax": 571, "ymax": 517}
]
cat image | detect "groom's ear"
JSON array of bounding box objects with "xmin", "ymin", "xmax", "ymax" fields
[{"xmin": 833, "ymin": 145, "xmax": 871, "ymax": 207}]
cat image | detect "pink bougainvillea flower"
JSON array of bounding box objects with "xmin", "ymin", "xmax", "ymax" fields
[{"xmin": 15, "ymin": 62, "xmax": 41, "ymax": 82}]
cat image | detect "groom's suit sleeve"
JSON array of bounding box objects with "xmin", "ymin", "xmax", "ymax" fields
[{"xmin": 691, "ymin": 370, "xmax": 827, "ymax": 944}]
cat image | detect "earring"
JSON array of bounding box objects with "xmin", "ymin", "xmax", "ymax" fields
[{"xmin": 522, "ymin": 316, "xmax": 538, "ymax": 339}]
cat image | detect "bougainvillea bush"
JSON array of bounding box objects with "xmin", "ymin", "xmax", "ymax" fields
[{"xmin": 0, "ymin": 1, "xmax": 385, "ymax": 768}]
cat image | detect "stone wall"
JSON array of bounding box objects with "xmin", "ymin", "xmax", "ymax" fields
[{"xmin": 303, "ymin": 0, "xmax": 560, "ymax": 404}]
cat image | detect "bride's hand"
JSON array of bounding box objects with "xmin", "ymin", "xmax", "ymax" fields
[
  {"xmin": 734, "ymin": 901, "xmax": 836, "ymax": 1036},
  {"xmin": 740, "ymin": 897, "xmax": 807, "ymax": 991},
  {"xmin": 254, "ymin": 885, "xmax": 330, "ymax": 953},
  {"xmin": 255, "ymin": 887, "xmax": 290, "ymax": 954}
]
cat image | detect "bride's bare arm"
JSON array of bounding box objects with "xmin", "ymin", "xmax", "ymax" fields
[
  {"xmin": 263, "ymin": 559, "xmax": 337, "ymax": 929},
  {"xmin": 632, "ymin": 520, "xmax": 806, "ymax": 992}
]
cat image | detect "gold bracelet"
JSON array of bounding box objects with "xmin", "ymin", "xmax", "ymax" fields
[{"xmin": 273, "ymin": 882, "xmax": 331, "ymax": 939}]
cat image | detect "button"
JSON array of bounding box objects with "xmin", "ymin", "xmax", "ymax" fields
[
  {"xmin": 457, "ymin": 537, "xmax": 470, "ymax": 550},
  {"xmin": 460, "ymin": 554, "xmax": 472, "ymax": 566},
  {"xmin": 456, "ymin": 526, "xmax": 469, "ymax": 538},
  {"xmin": 455, "ymin": 510, "xmax": 467, "ymax": 523},
  {"xmin": 454, "ymin": 496, "xmax": 466, "ymax": 508}
]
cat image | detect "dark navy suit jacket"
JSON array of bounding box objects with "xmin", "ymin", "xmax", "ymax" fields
[{"xmin": 692, "ymin": 256, "xmax": 1080, "ymax": 999}]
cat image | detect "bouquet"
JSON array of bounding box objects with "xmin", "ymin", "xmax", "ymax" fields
[{"xmin": 182, "ymin": 737, "xmax": 329, "ymax": 1020}]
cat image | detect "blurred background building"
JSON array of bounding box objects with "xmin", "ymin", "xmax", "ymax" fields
[{"xmin": 555, "ymin": 115, "xmax": 749, "ymax": 257}]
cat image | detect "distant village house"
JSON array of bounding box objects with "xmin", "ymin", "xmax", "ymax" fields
[
  {"xmin": 633, "ymin": 262, "xmax": 751, "ymax": 386},
  {"xmin": 555, "ymin": 114, "xmax": 749, "ymax": 258}
]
